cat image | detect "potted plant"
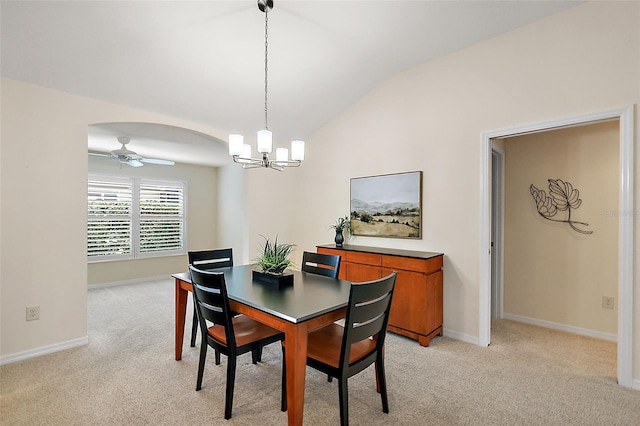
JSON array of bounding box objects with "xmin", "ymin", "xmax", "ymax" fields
[
  {"xmin": 253, "ymin": 235, "xmax": 295, "ymax": 288},
  {"xmin": 330, "ymin": 216, "xmax": 351, "ymax": 247}
]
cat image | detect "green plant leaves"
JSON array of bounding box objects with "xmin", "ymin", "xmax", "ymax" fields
[
  {"xmin": 254, "ymin": 235, "xmax": 295, "ymax": 274},
  {"xmin": 329, "ymin": 215, "xmax": 351, "ymax": 234}
]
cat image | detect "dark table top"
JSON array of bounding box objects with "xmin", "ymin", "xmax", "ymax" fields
[{"xmin": 173, "ymin": 265, "xmax": 351, "ymax": 324}]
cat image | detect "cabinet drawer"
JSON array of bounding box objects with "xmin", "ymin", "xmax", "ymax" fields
[
  {"xmin": 346, "ymin": 251, "xmax": 381, "ymax": 265},
  {"xmin": 317, "ymin": 247, "xmax": 344, "ymax": 257},
  {"xmin": 345, "ymin": 263, "xmax": 382, "ymax": 282},
  {"xmin": 382, "ymin": 254, "xmax": 442, "ymax": 274}
]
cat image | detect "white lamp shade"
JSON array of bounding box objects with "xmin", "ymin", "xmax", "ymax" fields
[
  {"xmin": 276, "ymin": 147, "xmax": 288, "ymax": 162},
  {"xmin": 257, "ymin": 129, "xmax": 273, "ymax": 153},
  {"xmin": 291, "ymin": 140, "xmax": 305, "ymax": 161},
  {"xmin": 240, "ymin": 144, "xmax": 252, "ymax": 161},
  {"xmin": 229, "ymin": 134, "xmax": 244, "ymax": 156}
]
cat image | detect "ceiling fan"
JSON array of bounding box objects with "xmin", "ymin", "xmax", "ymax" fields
[{"xmin": 90, "ymin": 136, "xmax": 175, "ymax": 167}]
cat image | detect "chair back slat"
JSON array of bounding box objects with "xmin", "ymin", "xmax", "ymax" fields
[
  {"xmin": 301, "ymin": 251, "xmax": 341, "ymax": 279},
  {"xmin": 340, "ymin": 272, "xmax": 397, "ymax": 371},
  {"xmin": 188, "ymin": 248, "xmax": 233, "ymax": 270},
  {"xmin": 351, "ymin": 273, "xmax": 395, "ymax": 301},
  {"xmin": 350, "ymin": 313, "xmax": 387, "ymax": 343},
  {"xmin": 192, "ymin": 281, "xmax": 227, "ymax": 324},
  {"xmin": 349, "ymin": 293, "xmax": 392, "ymax": 324},
  {"xmin": 189, "ymin": 265, "xmax": 236, "ymax": 349}
]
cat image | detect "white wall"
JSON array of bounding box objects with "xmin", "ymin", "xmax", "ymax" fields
[
  {"xmin": 284, "ymin": 0, "xmax": 639, "ymax": 365},
  {"xmin": 0, "ymin": 79, "xmax": 229, "ymax": 360},
  {"xmin": 244, "ymin": 168, "xmax": 301, "ymax": 266},
  {"xmin": 217, "ymin": 164, "xmax": 248, "ymax": 265}
]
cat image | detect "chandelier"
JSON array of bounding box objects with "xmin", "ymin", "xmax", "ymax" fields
[{"xmin": 228, "ymin": 0, "xmax": 305, "ymax": 171}]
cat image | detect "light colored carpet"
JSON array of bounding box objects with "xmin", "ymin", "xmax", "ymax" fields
[{"xmin": 2, "ymin": 278, "xmax": 639, "ymax": 425}]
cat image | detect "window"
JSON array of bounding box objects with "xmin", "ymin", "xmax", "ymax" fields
[{"xmin": 88, "ymin": 175, "xmax": 186, "ymax": 261}]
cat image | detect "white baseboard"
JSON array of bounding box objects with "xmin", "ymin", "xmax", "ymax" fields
[
  {"xmin": 0, "ymin": 336, "xmax": 88, "ymax": 366},
  {"xmin": 88, "ymin": 275, "xmax": 170, "ymax": 289},
  {"xmin": 443, "ymin": 328, "xmax": 481, "ymax": 345},
  {"xmin": 503, "ymin": 313, "xmax": 617, "ymax": 342}
]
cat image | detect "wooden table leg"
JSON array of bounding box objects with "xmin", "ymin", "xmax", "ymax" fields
[
  {"xmin": 175, "ymin": 278, "xmax": 188, "ymax": 361},
  {"xmin": 285, "ymin": 325, "xmax": 308, "ymax": 426},
  {"xmin": 228, "ymin": 299, "xmax": 345, "ymax": 426}
]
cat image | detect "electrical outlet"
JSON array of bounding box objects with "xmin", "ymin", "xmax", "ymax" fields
[
  {"xmin": 602, "ymin": 296, "xmax": 615, "ymax": 310},
  {"xmin": 26, "ymin": 305, "xmax": 40, "ymax": 321}
]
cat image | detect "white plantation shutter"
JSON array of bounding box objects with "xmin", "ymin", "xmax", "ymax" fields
[
  {"xmin": 88, "ymin": 178, "xmax": 133, "ymax": 259},
  {"xmin": 88, "ymin": 175, "xmax": 186, "ymax": 261},
  {"xmin": 138, "ymin": 181, "xmax": 184, "ymax": 255}
]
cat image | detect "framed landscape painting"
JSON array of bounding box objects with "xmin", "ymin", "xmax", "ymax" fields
[{"xmin": 350, "ymin": 171, "xmax": 422, "ymax": 239}]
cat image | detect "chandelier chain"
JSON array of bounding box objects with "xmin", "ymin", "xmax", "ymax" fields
[{"xmin": 264, "ymin": 8, "xmax": 269, "ymax": 130}]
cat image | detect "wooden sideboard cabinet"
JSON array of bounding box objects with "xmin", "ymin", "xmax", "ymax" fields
[{"xmin": 317, "ymin": 244, "xmax": 444, "ymax": 347}]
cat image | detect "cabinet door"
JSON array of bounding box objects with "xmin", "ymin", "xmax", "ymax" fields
[
  {"xmin": 424, "ymin": 270, "xmax": 443, "ymax": 333},
  {"xmin": 384, "ymin": 267, "xmax": 428, "ymax": 334},
  {"xmin": 346, "ymin": 263, "xmax": 382, "ymax": 282}
]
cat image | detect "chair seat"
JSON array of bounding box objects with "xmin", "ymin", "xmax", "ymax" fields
[
  {"xmin": 307, "ymin": 323, "xmax": 376, "ymax": 368},
  {"xmin": 208, "ymin": 315, "xmax": 281, "ymax": 347}
]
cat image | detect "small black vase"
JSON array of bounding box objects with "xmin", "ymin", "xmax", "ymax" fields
[{"xmin": 334, "ymin": 230, "xmax": 344, "ymax": 247}]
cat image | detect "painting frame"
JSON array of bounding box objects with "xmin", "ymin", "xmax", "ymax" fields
[{"xmin": 350, "ymin": 171, "xmax": 422, "ymax": 239}]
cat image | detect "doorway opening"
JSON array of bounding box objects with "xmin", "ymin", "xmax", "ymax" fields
[
  {"xmin": 491, "ymin": 145, "xmax": 504, "ymax": 319},
  {"xmin": 480, "ymin": 106, "xmax": 634, "ymax": 388}
]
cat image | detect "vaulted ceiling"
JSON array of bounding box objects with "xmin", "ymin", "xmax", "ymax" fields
[{"xmin": 1, "ymin": 1, "xmax": 580, "ymax": 166}]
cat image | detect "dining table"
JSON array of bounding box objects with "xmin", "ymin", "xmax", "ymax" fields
[{"xmin": 173, "ymin": 264, "xmax": 351, "ymax": 426}]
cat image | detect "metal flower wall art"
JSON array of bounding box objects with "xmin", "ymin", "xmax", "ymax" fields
[{"xmin": 529, "ymin": 179, "xmax": 593, "ymax": 235}]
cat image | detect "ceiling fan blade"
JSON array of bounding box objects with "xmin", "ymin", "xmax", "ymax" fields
[
  {"xmin": 88, "ymin": 152, "xmax": 110, "ymax": 157},
  {"xmin": 105, "ymin": 137, "xmax": 174, "ymax": 167},
  {"xmin": 141, "ymin": 158, "xmax": 175, "ymax": 166}
]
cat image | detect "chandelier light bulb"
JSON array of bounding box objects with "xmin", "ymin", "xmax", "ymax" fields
[
  {"xmin": 291, "ymin": 140, "xmax": 305, "ymax": 161},
  {"xmin": 276, "ymin": 147, "xmax": 288, "ymax": 162},
  {"xmin": 241, "ymin": 143, "xmax": 252, "ymax": 160},
  {"xmin": 228, "ymin": 134, "xmax": 244, "ymax": 156},
  {"xmin": 257, "ymin": 129, "xmax": 273, "ymax": 153}
]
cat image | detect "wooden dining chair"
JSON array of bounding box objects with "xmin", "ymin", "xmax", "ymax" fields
[
  {"xmin": 301, "ymin": 251, "xmax": 341, "ymax": 279},
  {"xmin": 188, "ymin": 249, "xmax": 233, "ymax": 348},
  {"xmin": 189, "ymin": 265, "xmax": 286, "ymax": 420},
  {"xmin": 303, "ymin": 272, "xmax": 397, "ymax": 426},
  {"xmin": 301, "ymin": 250, "xmax": 343, "ymax": 382}
]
